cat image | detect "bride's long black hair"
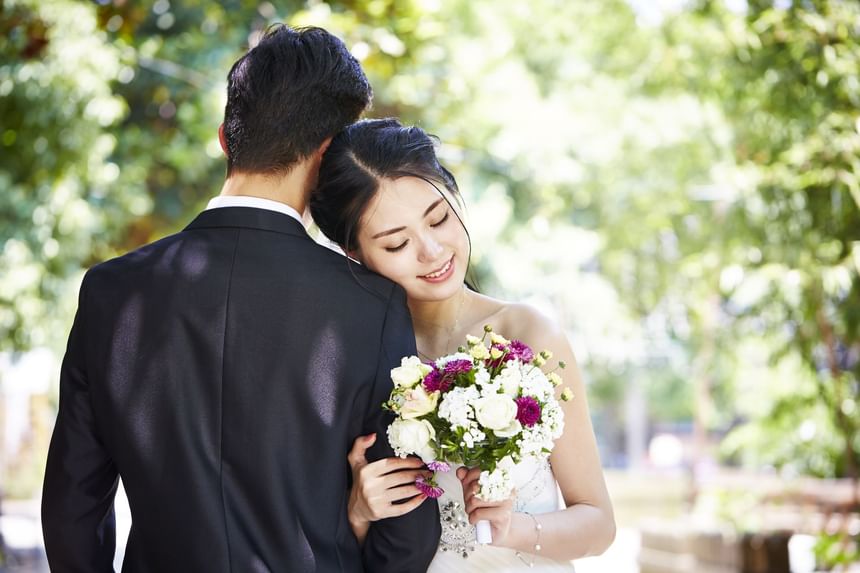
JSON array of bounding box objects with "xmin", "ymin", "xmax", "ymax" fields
[{"xmin": 310, "ymin": 118, "xmax": 478, "ymax": 290}]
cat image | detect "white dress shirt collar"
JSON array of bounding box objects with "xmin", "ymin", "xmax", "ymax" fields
[{"xmin": 205, "ymin": 195, "xmax": 304, "ymax": 226}]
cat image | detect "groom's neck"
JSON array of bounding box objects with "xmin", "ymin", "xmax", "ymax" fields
[{"xmin": 218, "ymin": 163, "xmax": 315, "ymax": 213}]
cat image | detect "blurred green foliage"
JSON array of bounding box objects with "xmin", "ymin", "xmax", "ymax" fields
[
  {"xmin": 660, "ymin": 1, "xmax": 860, "ymax": 482},
  {"xmin": 1, "ymin": 1, "xmax": 859, "ymax": 543}
]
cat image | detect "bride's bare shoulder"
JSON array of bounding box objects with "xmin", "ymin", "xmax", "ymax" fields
[{"xmin": 471, "ymin": 294, "xmax": 563, "ymax": 345}]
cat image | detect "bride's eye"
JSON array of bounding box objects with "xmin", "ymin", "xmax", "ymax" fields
[
  {"xmin": 385, "ymin": 240, "xmax": 408, "ymax": 253},
  {"xmin": 430, "ymin": 211, "xmax": 450, "ymax": 228}
]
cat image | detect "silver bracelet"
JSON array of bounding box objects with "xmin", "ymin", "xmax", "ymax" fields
[{"xmin": 515, "ymin": 511, "xmax": 542, "ymax": 567}]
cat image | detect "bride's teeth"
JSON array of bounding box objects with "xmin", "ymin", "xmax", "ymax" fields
[{"xmin": 424, "ymin": 258, "xmax": 451, "ymax": 279}]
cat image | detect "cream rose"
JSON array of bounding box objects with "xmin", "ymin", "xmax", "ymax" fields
[
  {"xmin": 400, "ymin": 386, "xmax": 440, "ymax": 419},
  {"xmin": 494, "ymin": 419, "xmax": 523, "ymax": 438},
  {"xmin": 474, "ymin": 394, "xmax": 518, "ymax": 431},
  {"xmin": 391, "ymin": 356, "xmax": 431, "ymax": 388},
  {"xmin": 470, "ymin": 344, "xmax": 491, "ymax": 361},
  {"xmin": 490, "ymin": 333, "xmax": 511, "ymax": 346},
  {"xmin": 387, "ymin": 418, "xmax": 436, "ymax": 461},
  {"xmin": 496, "ymin": 365, "xmax": 523, "ymax": 396}
]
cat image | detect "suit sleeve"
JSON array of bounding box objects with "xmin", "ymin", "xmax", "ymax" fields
[
  {"xmin": 42, "ymin": 271, "xmax": 119, "ymax": 572},
  {"xmin": 361, "ymin": 284, "xmax": 441, "ymax": 572}
]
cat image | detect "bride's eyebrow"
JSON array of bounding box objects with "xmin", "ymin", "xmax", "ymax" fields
[
  {"xmin": 423, "ymin": 198, "xmax": 445, "ymax": 217},
  {"xmin": 371, "ymin": 198, "xmax": 446, "ymax": 239},
  {"xmin": 372, "ymin": 226, "xmax": 405, "ymax": 239}
]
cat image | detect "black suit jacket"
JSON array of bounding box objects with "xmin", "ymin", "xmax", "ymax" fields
[{"xmin": 42, "ymin": 207, "xmax": 440, "ymax": 572}]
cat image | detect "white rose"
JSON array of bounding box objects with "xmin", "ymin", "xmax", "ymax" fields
[
  {"xmin": 494, "ymin": 419, "xmax": 522, "ymax": 438},
  {"xmin": 387, "ymin": 418, "xmax": 436, "ymax": 461},
  {"xmin": 474, "ymin": 394, "xmax": 518, "ymax": 431},
  {"xmin": 496, "ymin": 365, "xmax": 523, "ymax": 396},
  {"xmin": 400, "ymin": 386, "xmax": 440, "ymax": 419},
  {"xmin": 391, "ymin": 356, "xmax": 431, "ymax": 388}
]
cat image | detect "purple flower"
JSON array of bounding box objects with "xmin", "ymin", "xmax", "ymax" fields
[
  {"xmin": 515, "ymin": 396, "xmax": 542, "ymax": 427},
  {"xmin": 415, "ymin": 476, "xmax": 444, "ymax": 498},
  {"xmin": 426, "ymin": 460, "xmax": 451, "ymax": 472},
  {"xmin": 444, "ymin": 359, "xmax": 473, "ymax": 375},
  {"xmin": 505, "ymin": 340, "xmax": 535, "ymax": 363},
  {"xmin": 422, "ymin": 368, "xmax": 451, "ymax": 393}
]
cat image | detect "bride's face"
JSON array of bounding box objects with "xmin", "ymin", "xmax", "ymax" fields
[{"xmin": 355, "ymin": 176, "xmax": 469, "ymax": 302}]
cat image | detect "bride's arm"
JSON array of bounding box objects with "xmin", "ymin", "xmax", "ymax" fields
[{"xmin": 463, "ymin": 306, "xmax": 616, "ymax": 560}]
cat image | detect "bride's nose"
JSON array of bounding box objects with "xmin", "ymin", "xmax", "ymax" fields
[{"xmin": 416, "ymin": 233, "xmax": 444, "ymax": 263}]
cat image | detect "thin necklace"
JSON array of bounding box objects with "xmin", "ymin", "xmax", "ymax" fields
[{"xmin": 416, "ymin": 287, "xmax": 466, "ymax": 362}]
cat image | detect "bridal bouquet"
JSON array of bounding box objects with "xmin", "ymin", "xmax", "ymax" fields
[{"xmin": 384, "ymin": 326, "xmax": 572, "ymax": 541}]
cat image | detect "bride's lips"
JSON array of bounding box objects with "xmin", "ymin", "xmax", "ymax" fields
[{"xmin": 419, "ymin": 256, "xmax": 455, "ymax": 283}]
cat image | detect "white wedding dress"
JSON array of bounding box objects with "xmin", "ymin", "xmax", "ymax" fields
[{"xmin": 427, "ymin": 457, "xmax": 576, "ymax": 572}]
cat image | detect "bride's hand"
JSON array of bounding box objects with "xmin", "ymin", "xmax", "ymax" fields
[
  {"xmin": 347, "ymin": 433, "xmax": 430, "ymax": 544},
  {"xmin": 458, "ymin": 466, "xmax": 515, "ymax": 546}
]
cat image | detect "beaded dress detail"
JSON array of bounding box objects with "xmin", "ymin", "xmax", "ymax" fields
[{"xmin": 427, "ymin": 457, "xmax": 576, "ymax": 572}]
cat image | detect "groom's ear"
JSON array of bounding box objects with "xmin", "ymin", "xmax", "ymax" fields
[
  {"xmin": 218, "ymin": 123, "xmax": 228, "ymax": 156},
  {"xmin": 317, "ymin": 136, "xmax": 333, "ymax": 157}
]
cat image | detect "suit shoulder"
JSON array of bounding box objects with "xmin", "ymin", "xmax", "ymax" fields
[{"xmin": 84, "ymin": 232, "xmax": 186, "ymax": 283}]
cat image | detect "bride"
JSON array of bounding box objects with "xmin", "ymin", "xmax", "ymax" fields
[{"xmin": 310, "ymin": 118, "xmax": 615, "ymax": 570}]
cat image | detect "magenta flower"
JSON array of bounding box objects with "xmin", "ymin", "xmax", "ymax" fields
[
  {"xmin": 444, "ymin": 359, "xmax": 473, "ymax": 375},
  {"xmin": 426, "ymin": 460, "xmax": 451, "ymax": 472},
  {"xmin": 422, "ymin": 368, "xmax": 451, "ymax": 393},
  {"xmin": 415, "ymin": 476, "xmax": 444, "ymax": 498},
  {"xmin": 515, "ymin": 396, "xmax": 542, "ymax": 427},
  {"xmin": 505, "ymin": 340, "xmax": 535, "ymax": 363}
]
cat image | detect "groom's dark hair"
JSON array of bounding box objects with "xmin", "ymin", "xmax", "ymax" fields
[{"xmin": 223, "ymin": 25, "xmax": 372, "ymax": 176}]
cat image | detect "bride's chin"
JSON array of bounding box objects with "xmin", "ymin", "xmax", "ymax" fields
[{"xmin": 407, "ymin": 281, "xmax": 466, "ymax": 303}]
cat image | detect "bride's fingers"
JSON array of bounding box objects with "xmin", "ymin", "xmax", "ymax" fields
[
  {"xmin": 357, "ymin": 456, "xmax": 423, "ymax": 485},
  {"xmin": 347, "ymin": 433, "xmax": 377, "ymax": 471},
  {"xmin": 384, "ymin": 456, "xmax": 428, "ymax": 474},
  {"xmin": 458, "ymin": 467, "xmax": 481, "ymax": 485},
  {"xmin": 358, "ymin": 470, "xmax": 427, "ymax": 514},
  {"xmin": 375, "ymin": 456, "xmax": 426, "ymax": 475},
  {"xmin": 381, "ymin": 493, "xmax": 428, "ymax": 518},
  {"xmin": 466, "ymin": 505, "xmax": 512, "ymax": 527},
  {"xmin": 384, "ymin": 482, "xmax": 424, "ymax": 503},
  {"xmin": 464, "ymin": 495, "xmax": 513, "ymax": 516},
  {"xmin": 460, "ymin": 477, "xmax": 481, "ymax": 504},
  {"xmin": 381, "ymin": 469, "xmax": 431, "ymax": 490},
  {"xmin": 464, "ymin": 496, "xmax": 498, "ymax": 515}
]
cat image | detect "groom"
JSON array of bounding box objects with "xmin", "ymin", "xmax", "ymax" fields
[{"xmin": 41, "ymin": 25, "xmax": 440, "ymax": 572}]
